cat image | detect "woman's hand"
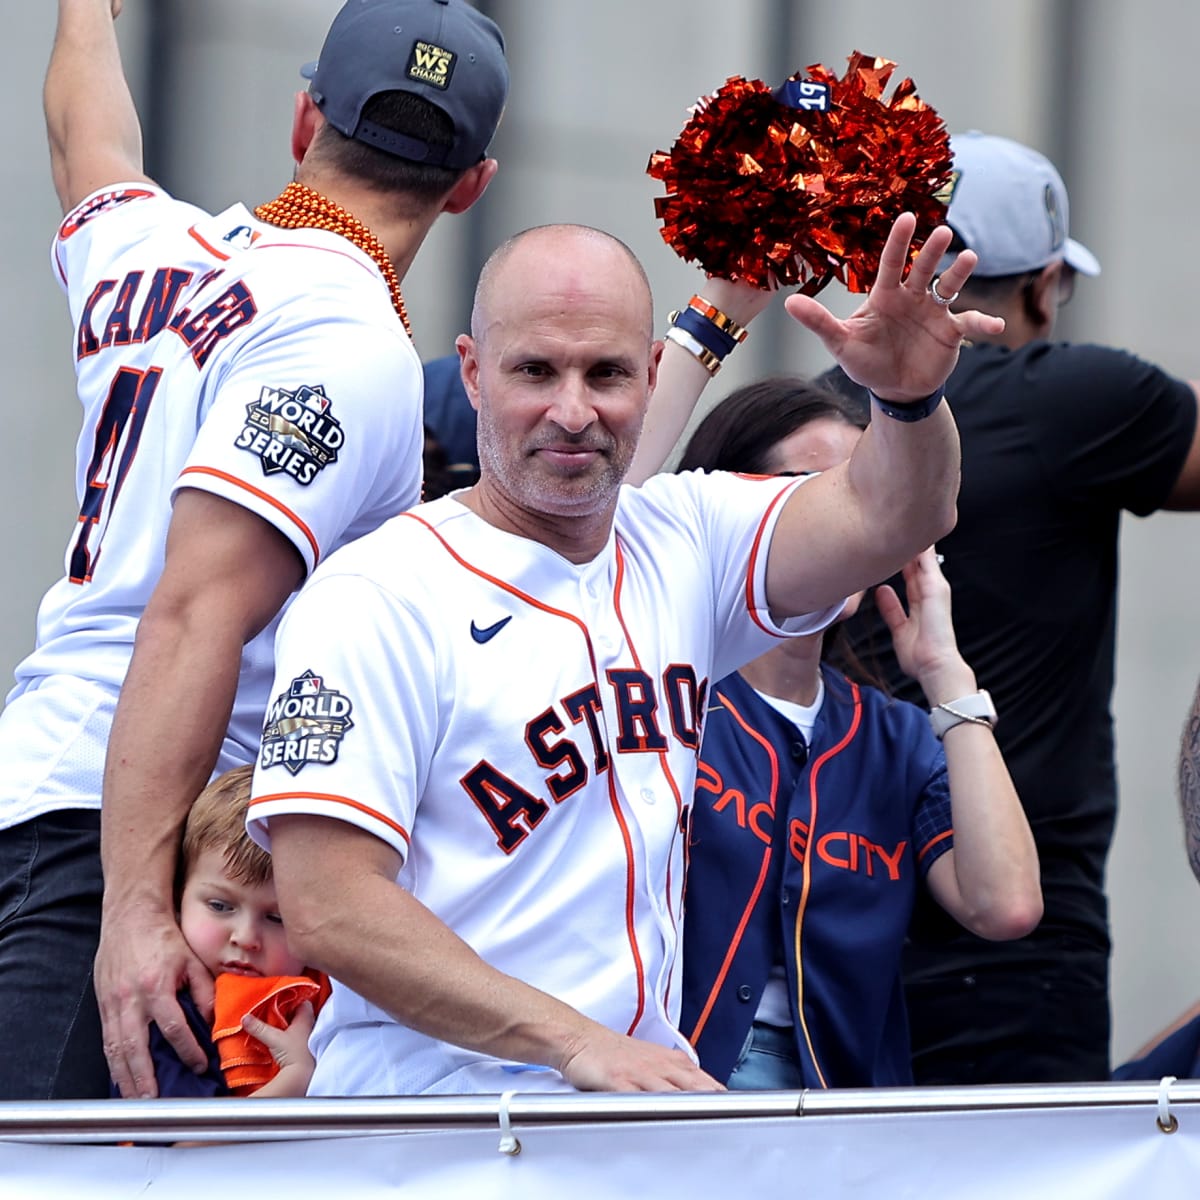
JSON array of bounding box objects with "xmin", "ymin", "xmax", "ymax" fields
[{"xmin": 875, "ymin": 547, "xmax": 977, "ymax": 705}]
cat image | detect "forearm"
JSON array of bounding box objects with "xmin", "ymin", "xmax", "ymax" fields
[
  {"xmin": 625, "ymin": 341, "xmax": 712, "ymax": 485},
  {"xmin": 101, "ymin": 605, "xmax": 243, "ymax": 918},
  {"xmin": 1180, "ymin": 679, "xmax": 1200, "ymax": 883},
  {"xmin": 923, "ymin": 660, "xmax": 1041, "ymax": 939},
  {"xmin": 937, "ymin": 722, "xmax": 1042, "ymax": 939},
  {"xmin": 46, "ymin": 0, "xmax": 143, "ymax": 212},
  {"xmin": 285, "ymin": 869, "xmax": 605, "ymax": 1073},
  {"xmin": 845, "ymin": 397, "xmax": 960, "ymax": 569},
  {"xmin": 626, "ymin": 278, "xmax": 775, "ymax": 486}
]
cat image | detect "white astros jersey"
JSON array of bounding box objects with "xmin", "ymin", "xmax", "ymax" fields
[
  {"xmin": 248, "ymin": 469, "xmax": 842, "ymax": 1096},
  {"xmin": 0, "ymin": 183, "xmax": 423, "ymax": 829}
]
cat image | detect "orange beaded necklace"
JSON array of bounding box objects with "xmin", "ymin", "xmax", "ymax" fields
[{"xmin": 255, "ymin": 182, "xmax": 412, "ymax": 337}]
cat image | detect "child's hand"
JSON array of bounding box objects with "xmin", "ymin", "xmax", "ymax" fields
[{"xmin": 242, "ymin": 1002, "xmax": 316, "ymax": 1097}]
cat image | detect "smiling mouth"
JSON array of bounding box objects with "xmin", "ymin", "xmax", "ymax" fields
[{"xmin": 533, "ymin": 444, "xmax": 607, "ymax": 470}]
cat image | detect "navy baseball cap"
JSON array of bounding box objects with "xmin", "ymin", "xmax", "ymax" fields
[
  {"xmin": 942, "ymin": 131, "xmax": 1101, "ymax": 279},
  {"xmin": 302, "ymin": 0, "xmax": 509, "ymax": 170}
]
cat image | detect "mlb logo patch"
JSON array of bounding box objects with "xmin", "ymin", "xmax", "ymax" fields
[
  {"xmin": 291, "ymin": 673, "xmax": 323, "ymax": 698},
  {"xmin": 407, "ymin": 40, "xmax": 455, "ymax": 90}
]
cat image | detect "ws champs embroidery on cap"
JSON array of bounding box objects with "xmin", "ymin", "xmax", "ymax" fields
[
  {"xmin": 261, "ymin": 670, "xmax": 354, "ymax": 775},
  {"xmin": 407, "ymin": 41, "xmax": 456, "ymax": 90},
  {"xmin": 236, "ymin": 383, "xmax": 344, "ymax": 485}
]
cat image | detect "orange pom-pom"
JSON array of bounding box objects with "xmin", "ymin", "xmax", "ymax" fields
[{"xmin": 647, "ymin": 52, "xmax": 953, "ymax": 293}]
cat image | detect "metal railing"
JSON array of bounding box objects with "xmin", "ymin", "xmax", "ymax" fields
[{"xmin": 1, "ymin": 1079, "xmax": 1196, "ymax": 1144}]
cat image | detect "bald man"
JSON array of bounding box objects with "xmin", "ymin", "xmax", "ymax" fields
[{"xmin": 248, "ymin": 220, "xmax": 997, "ymax": 1096}]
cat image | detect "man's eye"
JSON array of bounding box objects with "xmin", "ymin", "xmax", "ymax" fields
[{"xmin": 517, "ymin": 363, "xmax": 548, "ymax": 378}]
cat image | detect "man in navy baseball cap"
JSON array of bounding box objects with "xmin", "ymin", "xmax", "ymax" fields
[{"xmin": 303, "ymin": 0, "xmax": 509, "ymax": 169}]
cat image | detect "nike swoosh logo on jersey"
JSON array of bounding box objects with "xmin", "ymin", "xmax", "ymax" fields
[{"xmin": 471, "ymin": 616, "xmax": 512, "ymax": 644}]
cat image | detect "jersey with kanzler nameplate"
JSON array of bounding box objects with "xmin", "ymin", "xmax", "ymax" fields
[{"xmin": 0, "ymin": 182, "xmax": 422, "ymax": 830}]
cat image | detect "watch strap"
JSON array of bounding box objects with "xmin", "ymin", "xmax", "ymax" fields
[{"xmin": 929, "ymin": 689, "xmax": 997, "ymax": 739}]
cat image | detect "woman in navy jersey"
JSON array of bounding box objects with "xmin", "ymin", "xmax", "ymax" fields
[{"xmin": 677, "ymin": 379, "xmax": 1042, "ymax": 1089}]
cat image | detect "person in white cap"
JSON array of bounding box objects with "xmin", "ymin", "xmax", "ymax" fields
[{"xmin": 826, "ymin": 130, "xmax": 1200, "ymax": 1085}]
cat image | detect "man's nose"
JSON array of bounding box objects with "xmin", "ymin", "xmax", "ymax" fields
[{"xmin": 546, "ymin": 376, "xmax": 596, "ymax": 434}]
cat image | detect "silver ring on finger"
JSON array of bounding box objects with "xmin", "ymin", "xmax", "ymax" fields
[{"xmin": 929, "ymin": 276, "xmax": 959, "ymax": 306}]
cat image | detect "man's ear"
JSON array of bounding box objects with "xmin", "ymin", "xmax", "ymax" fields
[
  {"xmin": 1024, "ymin": 261, "xmax": 1063, "ymax": 334},
  {"xmin": 291, "ymin": 92, "xmax": 324, "ymax": 166},
  {"xmin": 647, "ymin": 338, "xmax": 664, "ymax": 395},
  {"xmin": 441, "ymin": 158, "xmax": 498, "ymax": 215},
  {"xmin": 456, "ymin": 333, "xmax": 482, "ymax": 412}
]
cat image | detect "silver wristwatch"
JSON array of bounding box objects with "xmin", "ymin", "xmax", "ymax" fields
[{"xmin": 929, "ymin": 690, "xmax": 998, "ymax": 740}]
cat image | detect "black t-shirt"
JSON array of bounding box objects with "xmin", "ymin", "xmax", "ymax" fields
[{"xmin": 825, "ymin": 340, "xmax": 1195, "ymax": 978}]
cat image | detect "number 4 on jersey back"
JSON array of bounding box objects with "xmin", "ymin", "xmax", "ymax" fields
[{"xmin": 69, "ymin": 365, "xmax": 162, "ymax": 583}]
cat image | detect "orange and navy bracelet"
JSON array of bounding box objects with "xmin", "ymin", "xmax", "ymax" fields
[{"xmin": 664, "ymin": 295, "xmax": 750, "ymax": 376}]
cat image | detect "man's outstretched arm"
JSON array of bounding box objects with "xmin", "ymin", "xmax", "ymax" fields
[
  {"xmin": 763, "ymin": 214, "xmax": 1005, "ymax": 618},
  {"xmin": 45, "ymin": 0, "xmax": 150, "ymax": 214}
]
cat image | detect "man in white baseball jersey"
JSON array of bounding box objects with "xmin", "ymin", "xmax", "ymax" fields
[
  {"xmin": 250, "ymin": 219, "xmax": 1002, "ymax": 1094},
  {"xmin": 0, "ymin": 0, "xmax": 507, "ymax": 1099}
]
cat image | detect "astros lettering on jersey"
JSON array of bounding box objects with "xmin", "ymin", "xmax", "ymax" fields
[{"xmin": 248, "ymin": 469, "xmax": 845, "ymax": 1096}]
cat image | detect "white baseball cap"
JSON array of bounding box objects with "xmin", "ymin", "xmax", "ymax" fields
[{"xmin": 943, "ymin": 130, "xmax": 1101, "ymax": 278}]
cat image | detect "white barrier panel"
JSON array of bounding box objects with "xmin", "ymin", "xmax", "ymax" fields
[{"xmin": 1, "ymin": 1086, "xmax": 1198, "ymax": 1199}]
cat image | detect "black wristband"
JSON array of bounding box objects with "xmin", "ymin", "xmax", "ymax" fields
[{"xmin": 869, "ymin": 389, "xmax": 944, "ymax": 422}]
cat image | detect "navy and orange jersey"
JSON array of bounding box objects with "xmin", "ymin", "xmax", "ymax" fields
[{"xmin": 681, "ymin": 666, "xmax": 951, "ymax": 1087}]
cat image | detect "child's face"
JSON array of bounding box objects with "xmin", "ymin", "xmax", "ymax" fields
[{"xmin": 179, "ymin": 847, "xmax": 306, "ymax": 979}]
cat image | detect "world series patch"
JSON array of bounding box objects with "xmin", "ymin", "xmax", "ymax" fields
[
  {"xmin": 235, "ymin": 383, "xmax": 343, "ymax": 485},
  {"xmin": 261, "ymin": 669, "xmax": 354, "ymax": 775},
  {"xmin": 406, "ymin": 40, "xmax": 455, "ymax": 89}
]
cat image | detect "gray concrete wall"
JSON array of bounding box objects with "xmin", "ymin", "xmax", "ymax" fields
[{"xmin": 3, "ymin": 0, "xmax": 1198, "ymax": 1068}]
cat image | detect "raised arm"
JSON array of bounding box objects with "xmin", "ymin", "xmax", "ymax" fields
[
  {"xmin": 625, "ymin": 276, "xmax": 776, "ymax": 485},
  {"xmin": 269, "ymin": 814, "xmax": 721, "ymax": 1093},
  {"xmin": 877, "ymin": 549, "xmax": 1042, "ymax": 939},
  {"xmin": 97, "ymin": 490, "xmax": 305, "ymax": 1098},
  {"xmin": 763, "ymin": 214, "xmax": 1005, "ymax": 617},
  {"xmin": 45, "ymin": 0, "xmax": 151, "ymax": 214}
]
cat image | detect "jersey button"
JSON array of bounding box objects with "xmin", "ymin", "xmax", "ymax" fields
[
  {"xmin": 736, "ymin": 985, "xmax": 753, "ymax": 1002},
  {"xmin": 790, "ymin": 740, "xmax": 808, "ymax": 764},
  {"xmin": 640, "ymin": 787, "xmax": 656, "ymax": 805}
]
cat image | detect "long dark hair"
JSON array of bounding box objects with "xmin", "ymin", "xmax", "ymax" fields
[
  {"xmin": 677, "ymin": 376, "xmax": 885, "ymax": 688},
  {"xmin": 678, "ymin": 377, "xmax": 867, "ymax": 475}
]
